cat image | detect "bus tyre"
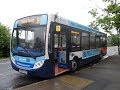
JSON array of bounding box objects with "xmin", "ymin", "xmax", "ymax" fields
[{"xmin": 71, "ymin": 60, "xmax": 77, "ymax": 72}]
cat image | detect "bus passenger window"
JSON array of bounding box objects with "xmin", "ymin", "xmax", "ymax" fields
[
  {"xmin": 90, "ymin": 33, "xmax": 95, "ymax": 49},
  {"xmin": 81, "ymin": 32, "xmax": 89, "ymax": 50},
  {"xmin": 96, "ymin": 35, "xmax": 100, "ymax": 48},
  {"xmin": 71, "ymin": 30, "xmax": 80, "ymax": 51},
  {"xmin": 102, "ymin": 36, "xmax": 107, "ymax": 47}
]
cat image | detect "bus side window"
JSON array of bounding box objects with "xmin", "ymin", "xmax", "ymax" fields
[
  {"xmin": 90, "ymin": 33, "xmax": 95, "ymax": 49},
  {"xmin": 81, "ymin": 32, "xmax": 89, "ymax": 50},
  {"xmin": 102, "ymin": 36, "xmax": 107, "ymax": 47},
  {"xmin": 71, "ymin": 30, "xmax": 80, "ymax": 51},
  {"xmin": 96, "ymin": 35, "xmax": 100, "ymax": 48}
]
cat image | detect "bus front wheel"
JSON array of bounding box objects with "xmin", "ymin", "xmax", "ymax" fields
[{"xmin": 71, "ymin": 60, "xmax": 78, "ymax": 72}]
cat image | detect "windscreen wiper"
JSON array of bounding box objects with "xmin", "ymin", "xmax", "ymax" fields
[
  {"xmin": 12, "ymin": 50, "xmax": 24, "ymax": 56},
  {"xmin": 24, "ymin": 48, "xmax": 36, "ymax": 59}
]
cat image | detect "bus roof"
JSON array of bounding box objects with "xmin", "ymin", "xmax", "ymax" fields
[
  {"xmin": 13, "ymin": 14, "xmax": 106, "ymax": 36},
  {"xmin": 50, "ymin": 14, "xmax": 105, "ymax": 35}
]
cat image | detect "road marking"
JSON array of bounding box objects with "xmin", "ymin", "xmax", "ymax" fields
[
  {"xmin": 56, "ymin": 75, "xmax": 94, "ymax": 88},
  {"xmin": 15, "ymin": 75, "xmax": 94, "ymax": 90}
]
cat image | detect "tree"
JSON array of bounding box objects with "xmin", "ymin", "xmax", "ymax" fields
[
  {"xmin": 89, "ymin": 0, "xmax": 120, "ymax": 54},
  {"xmin": 88, "ymin": 9, "xmax": 99, "ymax": 30},
  {"xmin": 108, "ymin": 35, "xmax": 118, "ymax": 46},
  {"xmin": 0, "ymin": 23, "xmax": 10, "ymax": 57},
  {"xmin": 89, "ymin": 0, "xmax": 120, "ymax": 33}
]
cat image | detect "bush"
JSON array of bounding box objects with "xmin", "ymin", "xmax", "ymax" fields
[{"xmin": 0, "ymin": 23, "xmax": 10, "ymax": 58}]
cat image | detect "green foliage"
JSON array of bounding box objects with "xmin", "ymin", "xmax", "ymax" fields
[
  {"xmin": 88, "ymin": 21, "xmax": 99, "ymax": 30},
  {"xmin": 103, "ymin": 0, "xmax": 117, "ymax": 4},
  {"xmin": 88, "ymin": 9, "xmax": 99, "ymax": 30},
  {"xmin": 0, "ymin": 23, "xmax": 10, "ymax": 57},
  {"xmin": 108, "ymin": 35, "xmax": 118, "ymax": 46},
  {"xmin": 89, "ymin": 0, "xmax": 120, "ymax": 35},
  {"xmin": 89, "ymin": 9, "xmax": 98, "ymax": 18}
]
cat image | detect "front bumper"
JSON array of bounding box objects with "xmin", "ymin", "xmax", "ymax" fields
[{"xmin": 11, "ymin": 60, "xmax": 54, "ymax": 78}]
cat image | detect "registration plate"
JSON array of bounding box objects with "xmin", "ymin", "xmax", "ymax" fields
[{"xmin": 19, "ymin": 69, "xmax": 27, "ymax": 74}]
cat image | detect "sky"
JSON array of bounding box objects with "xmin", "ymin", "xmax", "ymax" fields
[{"xmin": 0, "ymin": 0, "xmax": 106, "ymax": 30}]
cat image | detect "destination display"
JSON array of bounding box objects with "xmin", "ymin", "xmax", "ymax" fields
[
  {"xmin": 14, "ymin": 15, "xmax": 47, "ymax": 28},
  {"xmin": 20, "ymin": 16, "xmax": 40, "ymax": 25}
]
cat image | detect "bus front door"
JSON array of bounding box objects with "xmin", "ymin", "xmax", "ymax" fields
[{"xmin": 54, "ymin": 26, "xmax": 69, "ymax": 75}]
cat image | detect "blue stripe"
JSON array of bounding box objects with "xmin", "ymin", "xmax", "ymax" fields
[{"xmin": 82, "ymin": 49, "xmax": 100, "ymax": 59}]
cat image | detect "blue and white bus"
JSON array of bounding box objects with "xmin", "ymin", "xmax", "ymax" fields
[{"xmin": 10, "ymin": 14, "xmax": 107, "ymax": 78}]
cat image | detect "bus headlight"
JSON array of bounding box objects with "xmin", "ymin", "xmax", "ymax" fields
[{"xmin": 33, "ymin": 60, "xmax": 45, "ymax": 69}]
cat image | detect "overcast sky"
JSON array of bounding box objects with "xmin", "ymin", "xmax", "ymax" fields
[{"xmin": 0, "ymin": 0, "xmax": 106, "ymax": 29}]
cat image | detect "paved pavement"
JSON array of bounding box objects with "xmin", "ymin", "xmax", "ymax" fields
[
  {"xmin": 0, "ymin": 46, "xmax": 119, "ymax": 90},
  {"xmin": 77, "ymin": 55, "xmax": 120, "ymax": 90}
]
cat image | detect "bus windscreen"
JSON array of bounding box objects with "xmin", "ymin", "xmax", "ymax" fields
[{"xmin": 12, "ymin": 23, "xmax": 47, "ymax": 57}]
